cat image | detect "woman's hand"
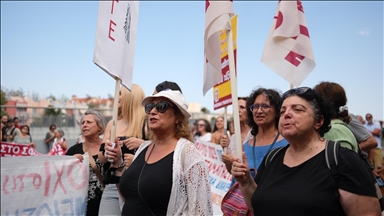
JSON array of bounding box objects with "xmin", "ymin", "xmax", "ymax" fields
[
  {"xmin": 73, "ymin": 154, "xmax": 84, "ymax": 162},
  {"xmin": 29, "ymin": 142, "xmax": 36, "ymax": 149},
  {"xmin": 124, "ymin": 153, "xmax": 134, "ymax": 168},
  {"xmin": 105, "ymin": 139, "xmax": 123, "ymax": 167},
  {"xmin": 124, "ymin": 137, "xmax": 144, "ymax": 150},
  {"xmin": 231, "ymin": 152, "xmax": 253, "ymax": 185},
  {"xmin": 220, "ymin": 132, "xmax": 231, "ymax": 153}
]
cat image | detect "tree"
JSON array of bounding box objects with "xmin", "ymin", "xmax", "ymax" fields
[
  {"xmin": 201, "ymin": 107, "xmax": 210, "ymax": 114},
  {"xmin": 0, "ymin": 89, "xmax": 7, "ymax": 105},
  {"xmin": 0, "ymin": 89, "xmax": 8, "ymax": 117},
  {"xmin": 44, "ymin": 105, "xmax": 61, "ymax": 116},
  {"xmin": 6, "ymin": 87, "xmax": 25, "ymax": 97},
  {"xmin": 60, "ymin": 94, "xmax": 69, "ymax": 102},
  {"xmin": 46, "ymin": 94, "xmax": 57, "ymax": 101},
  {"xmin": 31, "ymin": 91, "xmax": 40, "ymax": 101}
]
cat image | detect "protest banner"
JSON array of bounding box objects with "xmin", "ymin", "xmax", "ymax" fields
[
  {"xmin": 213, "ymin": 14, "xmax": 237, "ymax": 110},
  {"xmin": 93, "ymin": 0, "xmax": 139, "ymax": 91},
  {"xmin": 195, "ymin": 140, "xmax": 232, "ymax": 215},
  {"xmin": 1, "ymin": 142, "xmax": 43, "ymax": 157},
  {"xmin": 1, "ymin": 155, "xmax": 89, "ymax": 215}
]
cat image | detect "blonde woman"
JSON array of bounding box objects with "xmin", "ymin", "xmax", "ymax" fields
[{"xmin": 98, "ymin": 84, "xmax": 148, "ymax": 216}]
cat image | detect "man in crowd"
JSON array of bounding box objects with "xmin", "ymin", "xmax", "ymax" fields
[
  {"xmin": 5, "ymin": 119, "xmax": 21, "ymax": 143},
  {"xmin": 364, "ymin": 113, "xmax": 382, "ymax": 171},
  {"xmin": 1, "ymin": 115, "xmax": 8, "ymax": 141}
]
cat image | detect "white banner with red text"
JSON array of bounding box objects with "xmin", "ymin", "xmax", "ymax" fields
[
  {"xmin": 1, "ymin": 155, "xmax": 89, "ymax": 215},
  {"xmin": 195, "ymin": 139, "xmax": 232, "ymax": 215}
]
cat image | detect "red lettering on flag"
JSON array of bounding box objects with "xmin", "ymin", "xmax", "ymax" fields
[
  {"xmin": 205, "ymin": 0, "xmax": 210, "ymax": 12},
  {"xmin": 285, "ymin": 51, "xmax": 305, "ymax": 67},
  {"xmin": 300, "ymin": 25, "xmax": 309, "ymax": 37},
  {"xmin": 111, "ymin": 0, "xmax": 119, "ymax": 14},
  {"xmin": 297, "ymin": 1, "xmax": 304, "ymax": 13},
  {"xmin": 108, "ymin": 20, "xmax": 116, "ymax": 41},
  {"xmin": 274, "ymin": 11, "xmax": 283, "ymax": 29}
]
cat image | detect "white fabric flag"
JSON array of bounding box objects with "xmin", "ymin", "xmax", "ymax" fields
[
  {"xmin": 203, "ymin": 0, "xmax": 234, "ymax": 95},
  {"xmin": 93, "ymin": 1, "xmax": 139, "ymax": 91},
  {"xmin": 261, "ymin": 0, "xmax": 315, "ymax": 87}
]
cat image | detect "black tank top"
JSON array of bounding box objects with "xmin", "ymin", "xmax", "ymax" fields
[{"xmin": 120, "ymin": 146, "xmax": 174, "ymax": 215}]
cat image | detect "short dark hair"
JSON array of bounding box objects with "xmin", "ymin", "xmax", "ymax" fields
[
  {"xmin": 282, "ymin": 87, "xmax": 331, "ymax": 137},
  {"xmin": 13, "ymin": 117, "xmax": 19, "ymax": 121},
  {"xmin": 155, "ymin": 81, "xmax": 182, "ymax": 93}
]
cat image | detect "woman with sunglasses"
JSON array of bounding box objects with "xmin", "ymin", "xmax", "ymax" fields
[
  {"xmin": 13, "ymin": 125, "xmax": 36, "ymax": 148},
  {"xmin": 231, "ymin": 87, "xmax": 380, "ymax": 215},
  {"xmin": 196, "ymin": 119, "xmax": 212, "ymax": 142},
  {"xmin": 105, "ymin": 90, "xmax": 213, "ymax": 215}
]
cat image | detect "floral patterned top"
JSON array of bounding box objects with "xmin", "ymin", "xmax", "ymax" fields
[{"xmin": 66, "ymin": 143, "xmax": 105, "ymax": 216}]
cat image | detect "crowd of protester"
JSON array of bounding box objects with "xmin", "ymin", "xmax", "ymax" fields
[{"xmin": 1, "ymin": 80, "xmax": 384, "ymax": 215}]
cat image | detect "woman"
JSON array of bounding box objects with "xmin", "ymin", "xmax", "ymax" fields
[
  {"xmin": 221, "ymin": 97, "xmax": 251, "ymax": 171},
  {"xmin": 99, "ymin": 84, "xmax": 147, "ymax": 216},
  {"xmin": 49, "ymin": 128, "xmax": 68, "ymax": 155},
  {"xmin": 44, "ymin": 124, "xmax": 56, "ymax": 152},
  {"xmin": 211, "ymin": 116, "xmax": 226, "ymax": 144},
  {"xmin": 66, "ymin": 109, "xmax": 106, "ymax": 216},
  {"xmin": 222, "ymin": 88, "xmax": 288, "ymax": 183},
  {"xmin": 105, "ymin": 90, "xmax": 213, "ymax": 215},
  {"xmin": 314, "ymin": 81, "xmax": 359, "ymax": 153},
  {"xmin": 13, "ymin": 125, "xmax": 36, "ymax": 148},
  {"xmin": 232, "ymin": 87, "xmax": 380, "ymax": 215},
  {"xmin": 196, "ymin": 119, "xmax": 212, "ymax": 142}
]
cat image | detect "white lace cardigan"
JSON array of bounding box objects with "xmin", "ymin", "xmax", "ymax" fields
[{"xmin": 133, "ymin": 138, "xmax": 213, "ymax": 216}]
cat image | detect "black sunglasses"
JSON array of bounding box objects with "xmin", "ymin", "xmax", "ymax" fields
[
  {"xmin": 282, "ymin": 87, "xmax": 312, "ymax": 98},
  {"xmin": 145, "ymin": 101, "xmax": 173, "ymax": 114}
]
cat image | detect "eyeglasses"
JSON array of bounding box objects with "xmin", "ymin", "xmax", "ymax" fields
[
  {"xmin": 282, "ymin": 87, "xmax": 312, "ymax": 99},
  {"xmin": 197, "ymin": 124, "xmax": 205, "ymax": 127},
  {"xmin": 249, "ymin": 104, "xmax": 271, "ymax": 112},
  {"xmin": 145, "ymin": 101, "xmax": 172, "ymax": 114}
]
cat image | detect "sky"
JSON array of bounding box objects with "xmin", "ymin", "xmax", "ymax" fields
[{"xmin": 1, "ymin": 1, "xmax": 383, "ymax": 120}]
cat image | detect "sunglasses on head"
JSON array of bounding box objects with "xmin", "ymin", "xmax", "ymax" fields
[
  {"xmin": 145, "ymin": 101, "xmax": 173, "ymax": 114},
  {"xmin": 282, "ymin": 87, "xmax": 312, "ymax": 98}
]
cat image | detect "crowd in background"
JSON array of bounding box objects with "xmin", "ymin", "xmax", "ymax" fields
[{"xmin": 1, "ymin": 80, "xmax": 384, "ymax": 215}]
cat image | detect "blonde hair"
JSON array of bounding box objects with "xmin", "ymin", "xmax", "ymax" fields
[{"xmin": 120, "ymin": 84, "xmax": 147, "ymax": 139}]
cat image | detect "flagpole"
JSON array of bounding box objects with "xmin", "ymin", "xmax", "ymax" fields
[
  {"xmin": 108, "ymin": 78, "xmax": 121, "ymax": 162},
  {"xmin": 227, "ymin": 28, "xmax": 242, "ymax": 162},
  {"xmin": 223, "ymin": 106, "xmax": 228, "ymax": 154}
]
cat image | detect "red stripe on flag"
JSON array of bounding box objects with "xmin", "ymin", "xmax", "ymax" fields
[
  {"xmin": 297, "ymin": 1, "xmax": 304, "ymax": 13},
  {"xmin": 300, "ymin": 25, "xmax": 309, "ymax": 37},
  {"xmin": 285, "ymin": 51, "xmax": 305, "ymax": 67},
  {"xmin": 205, "ymin": 0, "xmax": 210, "ymax": 12},
  {"xmin": 274, "ymin": 11, "xmax": 283, "ymax": 29}
]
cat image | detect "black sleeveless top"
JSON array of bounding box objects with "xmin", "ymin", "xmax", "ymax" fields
[{"xmin": 120, "ymin": 146, "xmax": 174, "ymax": 216}]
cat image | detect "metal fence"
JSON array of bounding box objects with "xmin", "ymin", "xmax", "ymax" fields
[
  {"xmin": 1, "ymin": 105, "xmax": 232, "ymax": 130},
  {"xmin": 1, "ymin": 106, "xmax": 113, "ymax": 128}
]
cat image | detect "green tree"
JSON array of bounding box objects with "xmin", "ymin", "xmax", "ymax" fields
[
  {"xmin": 44, "ymin": 105, "xmax": 61, "ymax": 116},
  {"xmin": 0, "ymin": 89, "xmax": 8, "ymax": 117},
  {"xmin": 201, "ymin": 107, "xmax": 210, "ymax": 114},
  {"xmin": 46, "ymin": 94, "xmax": 57, "ymax": 101}
]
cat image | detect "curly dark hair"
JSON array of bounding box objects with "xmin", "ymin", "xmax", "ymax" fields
[
  {"xmin": 282, "ymin": 87, "xmax": 331, "ymax": 137},
  {"xmin": 246, "ymin": 87, "xmax": 282, "ymax": 136}
]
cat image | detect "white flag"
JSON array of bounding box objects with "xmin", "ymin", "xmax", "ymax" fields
[
  {"xmin": 203, "ymin": 0, "xmax": 234, "ymax": 95},
  {"xmin": 93, "ymin": 1, "xmax": 139, "ymax": 91},
  {"xmin": 261, "ymin": 0, "xmax": 315, "ymax": 87}
]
